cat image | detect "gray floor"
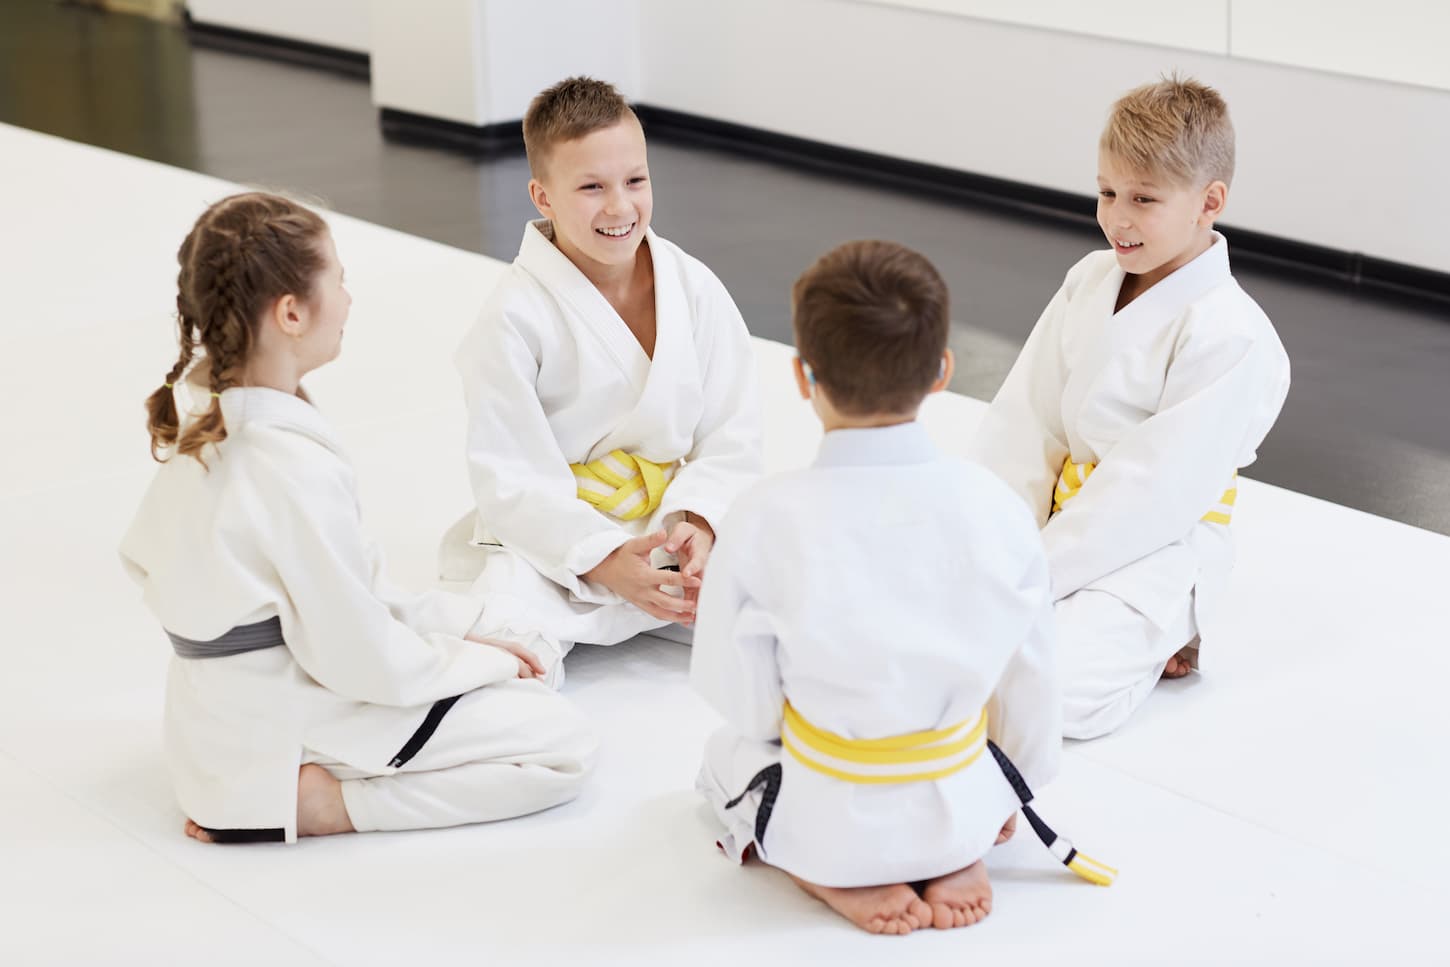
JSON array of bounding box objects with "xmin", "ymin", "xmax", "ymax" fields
[{"xmin": 6, "ymin": 1, "xmax": 1448, "ymax": 533}]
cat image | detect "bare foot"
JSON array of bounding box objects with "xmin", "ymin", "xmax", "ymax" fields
[
  {"xmin": 788, "ymin": 874, "xmax": 932, "ymax": 935},
  {"xmin": 995, "ymin": 812, "xmax": 1017, "ymax": 845},
  {"xmin": 1162, "ymin": 645, "xmax": 1196, "ymax": 680},
  {"xmin": 181, "ymin": 766, "xmax": 353, "ymax": 842},
  {"xmin": 921, "ymin": 860, "xmax": 993, "ymax": 929},
  {"xmin": 296, "ymin": 763, "xmax": 355, "ymax": 837}
]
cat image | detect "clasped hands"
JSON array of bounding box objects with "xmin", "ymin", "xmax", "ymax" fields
[{"xmin": 584, "ymin": 515, "xmax": 714, "ymax": 624}]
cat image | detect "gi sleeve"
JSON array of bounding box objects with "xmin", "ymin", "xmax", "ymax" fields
[
  {"xmin": 457, "ymin": 301, "xmax": 631, "ymax": 597},
  {"xmin": 688, "ymin": 506, "xmax": 783, "ymax": 741},
  {"xmin": 658, "ymin": 270, "xmax": 763, "ymax": 534},
  {"xmin": 241, "ymin": 434, "xmax": 521, "ymax": 707},
  {"xmin": 1041, "ymin": 317, "xmax": 1290, "ymax": 601},
  {"xmin": 364, "ymin": 538, "xmax": 484, "ymax": 637},
  {"xmin": 984, "ymin": 514, "xmax": 1061, "ymax": 791}
]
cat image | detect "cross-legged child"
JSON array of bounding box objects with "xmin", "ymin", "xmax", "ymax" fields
[
  {"xmin": 694, "ymin": 240, "xmax": 1104, "ymax": 935},
  {"xmin": 971, "ymin": 75, "xmax": 1291, "ymax": 739},
  {"xmin": 121, "ymin": 192, "xmax": 596, "ymax": 843},
  {"xmin": 439, "ymin": 76, "xmax": 762, "ymax": 686}
]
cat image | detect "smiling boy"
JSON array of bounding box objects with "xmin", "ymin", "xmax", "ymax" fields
[
  {"xmin": 970, "ymin": 75, "xmax": 1291, "ymax": 738},
  {"xmin": 440, "ymin": 77, "xmax": 762, "ymax": 685}
]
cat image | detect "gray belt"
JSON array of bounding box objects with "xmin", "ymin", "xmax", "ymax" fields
[{"xmin": 166, "ymin": 616, "xmax": 285, "ymax": 659}]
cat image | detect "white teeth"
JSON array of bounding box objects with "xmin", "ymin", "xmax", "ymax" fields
[{"xmin": 597, "ymin": 224, "xmax": 633, "ymax": 237}]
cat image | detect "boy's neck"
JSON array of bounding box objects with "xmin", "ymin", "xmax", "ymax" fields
[
  {"xmin": 821, "ymin": 410, "xmax": 919, "ymax": 434},
  {"xmin": 552, "ymin": 225, "xmax": 650, "ymax": 301},
  {"xmin": 1121, "ymin": 228, "xmax": 1217, "ymax": 306}
]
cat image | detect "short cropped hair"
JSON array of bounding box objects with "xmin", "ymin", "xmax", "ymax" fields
[
  {"xmin": 523, "ymin": 76, "xmax": 637, "ymax": 177},
  {"xmin": 1101, "ymin": 73, "xmax": 1235, "ymax": 187},
  {"xmin": 792, "ymin": 240, "xmax": 950, "ymax": 417}
]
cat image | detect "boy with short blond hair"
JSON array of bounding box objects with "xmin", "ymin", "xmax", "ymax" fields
[
  {"xmin": 971, "ymin": 75, "xmax": 1291, "ymax": 739},
  {"xmin": 440, "ymin": 76, "xmax": 762, "ymax": 686},
  {"xmin": 693, "ymin": 240, "xmax": 1103, "ymax": 936}
]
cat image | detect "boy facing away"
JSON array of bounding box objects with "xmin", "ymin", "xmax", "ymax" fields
[
  {"xmin": 692, "ymin": 241, "xmax": 1091, "ymax": 935},
  {"xmin": 440, "ymin": 77, "xmax": 762, "ymax": 685},
  {"xmin": 971, "ymin": 75, "xmax": 1291, "ymax": 739}
]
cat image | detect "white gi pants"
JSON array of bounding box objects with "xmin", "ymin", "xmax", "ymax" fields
[
  {"xmin": 1057, "ymin": 588, "xmax": 1198, "ymax": 740},
  {"xmin": 696, "ymin": 728, "xmax": 781, "ymax": 865},
  {"xmin": 306, "ymin": 679, "xmax": 596, "ymax": 833}
]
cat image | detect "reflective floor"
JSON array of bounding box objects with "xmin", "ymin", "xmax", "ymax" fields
[{"xmin": 3, "ymin": 0, "xmax": 1448, "ymax": 533}]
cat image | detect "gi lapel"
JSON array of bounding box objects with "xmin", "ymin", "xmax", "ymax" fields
[
  {"xmin": 591, "ymin": 231, "xmax": 702, "ymax": 460},
  {"xmin": 1059, "ymin": 255, "xmax": 1123, "ymax": 461},
  {"xmin": 515, "ymin": 219, "xmax": 651, "ymax": 394}
]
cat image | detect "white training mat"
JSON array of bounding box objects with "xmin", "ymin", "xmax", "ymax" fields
[{"xmin": 2, "ymin": 122, "xmax": 1447, "ymax": 965}]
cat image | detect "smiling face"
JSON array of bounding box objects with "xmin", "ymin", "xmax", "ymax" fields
[
  {"xmin": 1096, "ymin": 149, "xmax": 1225, "ymax": 291},
  {"xmin": 529, "ymin": 116, "xmax": 652, "ymax": 276}
]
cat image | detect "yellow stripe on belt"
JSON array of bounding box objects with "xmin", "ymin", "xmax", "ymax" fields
[
  {"xmin": 781, "ymin": 701, "xmax": 1116, "ymax": 886},
  {"xmin": 1052, "ymin": 457, "xmax": 1237, "ymax": 525},
  {"xmin": 570, "ymin": 450, "xmax": 677, "ymax": 521}
]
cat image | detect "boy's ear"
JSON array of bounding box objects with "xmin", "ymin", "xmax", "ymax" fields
[
  {"xmin": 792, "ymin": 356, "xmax": 813, "ymax": 401},
  {"xmin": 528, "ymin": 178, "xmax": 551, "ymax": 219},
  {"xmin": 930, "ymin": 349, "xmax": 955, "ymax": 393},
  {"xmin": 1200, "ymin": 181, "xmax": 1228, "ymax": 224}
]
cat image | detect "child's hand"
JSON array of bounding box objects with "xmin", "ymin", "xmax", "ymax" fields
[
  {"xmin": 995, "ymin": 812, "xmax": 1017, "ymax": 846},
  {"xmin": 465, "ymin": 633, "xmax": 547, "ymax": 679},
  {"xmin": 666, "ymin": 514, "xmax": 715, "ymax": 609},
  {"xmin": 584, "ymin": 531, "xmax": 702, "ymax": 624}
]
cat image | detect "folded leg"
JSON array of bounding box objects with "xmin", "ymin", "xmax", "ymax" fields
[
  {"xmin": 1056, "ymin": 588, "xmax": 1196, "ymax": 740},
  {"xmin": 312, "ymin": 679, "xmax": 597, "ymax": 832}
]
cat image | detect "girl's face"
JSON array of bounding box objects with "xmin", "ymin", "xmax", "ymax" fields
[{"xmin": 298, "ymin": 232, "xmax": 351, "ymax": 372}]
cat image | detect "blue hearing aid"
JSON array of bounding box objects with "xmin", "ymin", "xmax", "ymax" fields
[{"xmin": 801, "ymin": 359, "xmax": 816, "ymax": 386}]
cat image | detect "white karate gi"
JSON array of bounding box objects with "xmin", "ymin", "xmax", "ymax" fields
[
  {"xmin": 692, "ymin": 423, "xmax": 1059, "ymax": 888},
  {"xmin": 442, "ymin": 220, "xmax": 762, "ymax": 677},
  {"xmin": 120, "ymin": 387, "xmax": 596, "ymax": 843},
  {"xmin": 971, "ymin": 234, "xmax": 1291, "ymax": 739}
]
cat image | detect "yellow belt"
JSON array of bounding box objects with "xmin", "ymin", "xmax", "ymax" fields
[
  {"xmin": 570, "ymin": 450, "xmax": 676, "ymax": 521},
  {"xmin": 782, "ymin": 701, "xmax": 989, "ymax": 785},
  {"xmin": 1052, "ymin": 457, "xmax": 1237, "ymax": 525},
  {"xmin": 780, "ymin": 701, "xmax": 1117, "ymax": 886}
]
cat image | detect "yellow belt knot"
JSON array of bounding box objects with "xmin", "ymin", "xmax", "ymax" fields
[
  {"xmin": 1052, "ymin": 457, "xmax": 1237, "ymax": 525},
  {"xmin": 571, "ymin": 449, "xmax": 676, "ymax": 521}
]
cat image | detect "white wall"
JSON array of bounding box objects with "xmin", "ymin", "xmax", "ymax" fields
[
  {"xmin": 870, "ymin": 0, "xmax": 1229, "ymax": 54},
  {"xmin": 639, "ymin": 0, "xmax": 1450, "ymax": 273},
  {"xmin": 368, "ymin": 0, "xmax": 639, "ymax": 127},
  {"xmin": 871, "ymin": 0, "xmax": 1450, "ymax": 93},
  {"xmin": 187, "ymin": 0, "xmax": 371, "ymax": 54},
  {"xmin": 185, "ymin": 0, "xmax": 1450, "ymax": 271},
  {"xmin": 370, "ymin": 0, "xmax": 487, "ymax": 124},
  {"xmin": 1231, "ymin": 0, "xmax": 1450, "ymax": 93}
]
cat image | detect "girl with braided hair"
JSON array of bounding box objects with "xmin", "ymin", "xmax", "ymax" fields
[{"xmin": 121, "ymin": 192, "xmax": 596, "ymax": 843}]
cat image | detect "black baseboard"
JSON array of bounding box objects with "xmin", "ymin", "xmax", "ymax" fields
[
  {"xmin": 379, "ymin": 108, "xmax": 523, "ymax": 155},
  {"xmin": 182, "ymin": 11, "xmax": 369, "ymax": 79},
  {"xmin": 632, "ymin": 105, "xmax": 1450, "ymax": 307}
]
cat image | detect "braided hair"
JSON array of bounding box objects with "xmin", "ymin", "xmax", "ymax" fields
[{"xmin": 145, "ymin": 193, "xmax": 328, "ymax": 464}]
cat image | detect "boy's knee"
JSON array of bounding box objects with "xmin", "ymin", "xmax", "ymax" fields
[{"xmin": 1061, "ymin": 670, "xmax": 1157, "ymax": 740}]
